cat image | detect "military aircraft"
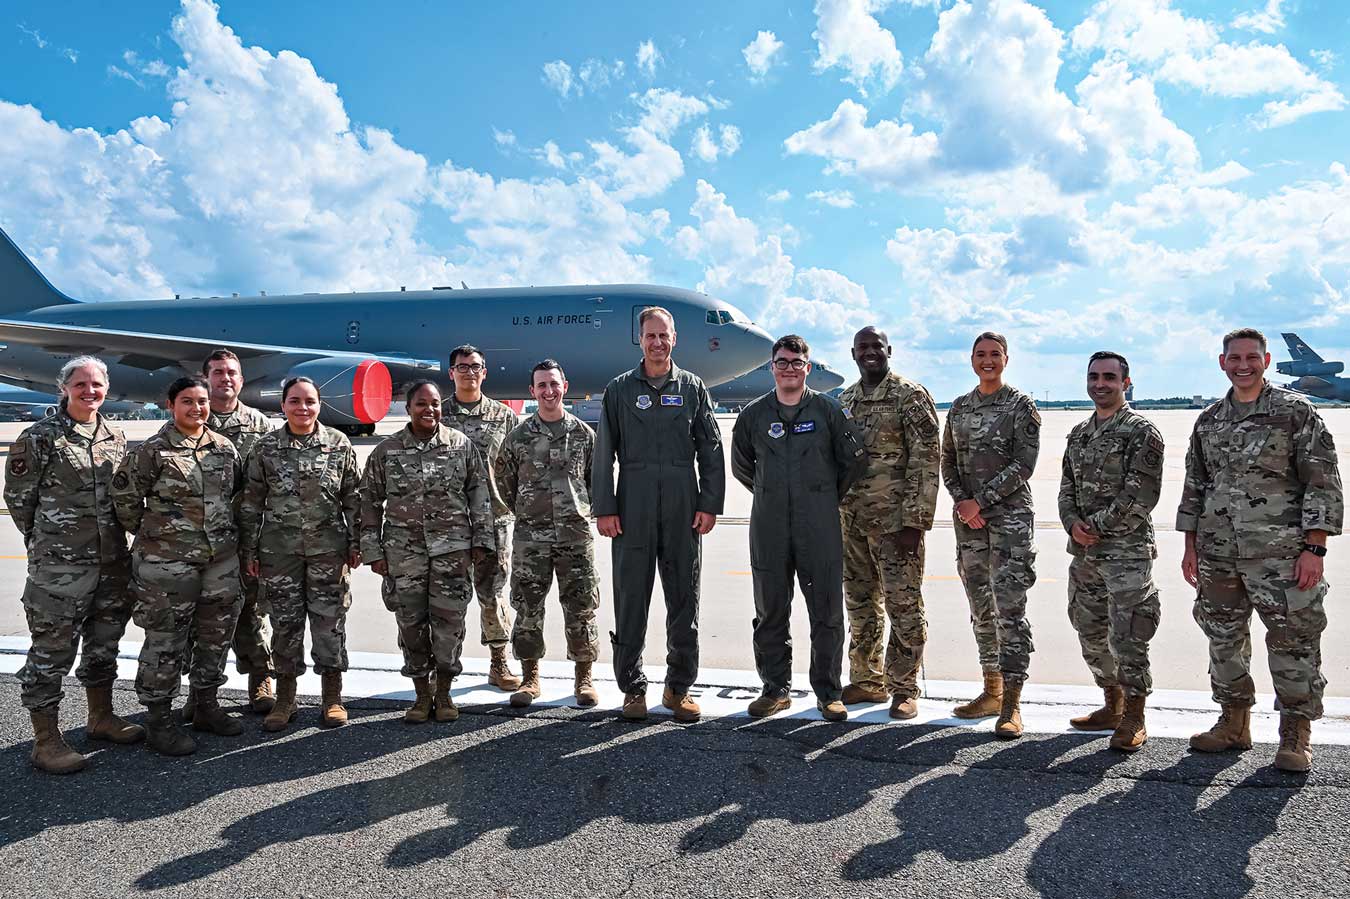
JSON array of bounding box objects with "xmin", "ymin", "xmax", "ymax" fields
[
  {"xmin": 1276, "ymin": 333, "xmax": 1350, "ymax": 402},
  {"xmin": 0, "ymin": 227, "xmax": 773, "ymax": 433},
  {"xmin": 710, "ymin": 358, "xmax": 846, "ymax": 410},
  {"xmin": 0, "ymin": 387, "xmax": 150, "ymax": 422}
]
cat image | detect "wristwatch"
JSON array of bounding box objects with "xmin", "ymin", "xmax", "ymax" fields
[{"xmin": 1302, "ymin": 543, "xmax": 1328, "ymax": 557}]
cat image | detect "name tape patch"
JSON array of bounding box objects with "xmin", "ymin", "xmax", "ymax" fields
[
  {"xmin": 792, "ymin": 421, "xmax": 816, "ymax": 434},
  {"xmin": 660, "ymin": 394, "xmax": 684, "ymax": 406}
]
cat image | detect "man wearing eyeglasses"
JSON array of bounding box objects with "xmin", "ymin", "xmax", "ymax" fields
[
  {"xmin": 730, "ymin": 335, "xmax": 867, "ymax": 721},
  {"xmin": 441, "ymin": 344, "xmax": 522, "ymax": 692}
]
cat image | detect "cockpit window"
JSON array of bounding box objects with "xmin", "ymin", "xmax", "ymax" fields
[
  {"xmin": 706, "ymin": 310, "xmax": 719, "ymax": 325},
  {"xmin": 719, "ymin": 310, "xmax": 734, "ymax": 325}
]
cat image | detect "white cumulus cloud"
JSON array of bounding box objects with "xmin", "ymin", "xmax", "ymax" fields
[
  {"xmin": 742, "ymin": 31, "xmax": 784, "ymax": 78},
  {"xmin": 807, "ymin": 189, "xmax": 856, "ymax": 208},
  {"xmin": 636, "ymin": 40, "xmax": 662, "ymax": 77},
  {"xmin": 811, "ymin": 0, "xmax": 904, "ymax": 95}
]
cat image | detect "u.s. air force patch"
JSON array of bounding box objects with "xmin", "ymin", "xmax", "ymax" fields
[
  {"xmin": 635, "ymin": 395, "xmax": 652, "ymax": 410},
  {"xmin": 768, "ymin": 422, "xmax": 785, "ymax": 439},
  {"xmin": 9, "ymin": 457, "xmax": 27, "ymax": 477},
  {"xmin": 113, "ymin": 471, "xmax": 130, "ymax": 490}
]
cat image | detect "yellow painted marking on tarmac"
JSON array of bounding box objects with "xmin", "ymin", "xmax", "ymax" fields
[
  {"xmin": 725, "ymin": 571, "xmax": 752, "ymax": 576},
  {"xmin": 0, "ymin": 555, "xmax": 27, "ymax": 559}
]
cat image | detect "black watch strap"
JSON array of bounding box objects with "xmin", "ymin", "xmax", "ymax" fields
[{"xmin": 1302, "ymin": 543, "xmax": 1328, "ymax": 557}]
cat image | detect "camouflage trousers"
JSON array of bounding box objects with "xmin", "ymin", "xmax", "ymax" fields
[
  {"xmin": 1067, "ymin": 555, "xmax": 1160, "ymax": 697},
  {"xmin": 131, "ymin": 555, "xmax": 244, "ymax": 706},
  {"xmin": 470, "ymin": 520, "xmax": 514, "ymax": 647},
  {"xmin": 259, "ymin": 552, "xmax": 352, "ymax": 676},
  {"xmin": 231, "ymin": 563, "xmax": 274, "ymax": 675},
  {"xmin": 509, "ymin": 538, "xmax": 601, "ymax": 662},
  {"xmin": 1195, "ymin": 554, "xmax": 1328, "ymax": 720},
  {"xmin": 18, "ymin": 562, "xmax": 132, "ymax": 711},
  {"xmin": 841, "ymin": 528, "xmax": 926, "ymax": 698},
  {"xmin": 381, "ymin": 549, "xmax": 473, "ymax": 679},
  {"xmin": 954, "ymin": 511, "xmax": 1036, "ymax": 682}
]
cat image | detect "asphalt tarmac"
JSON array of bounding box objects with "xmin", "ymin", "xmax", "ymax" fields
[{"xmin": 1, "ymin": 677, "xmax": 1346, "ymax": 898}]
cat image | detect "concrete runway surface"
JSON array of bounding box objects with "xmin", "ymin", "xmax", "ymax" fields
[{"xmin": 1, "ymin": 409, "xmax": 1348, "ymax": 897}]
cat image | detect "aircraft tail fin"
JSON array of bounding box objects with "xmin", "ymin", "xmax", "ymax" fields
[
  {"xmin": 1282, "ymin": 332, "xmax": 1322, "ymax": 363},
  {"xmin": 0, "ymin": 226, "xmax": 78, "ymax": 314}
]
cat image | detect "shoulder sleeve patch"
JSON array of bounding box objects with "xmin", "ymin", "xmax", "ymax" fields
[
  {"xmin": 1320, "ymin": 430, "xmax": 1337, "ymax": 452},
  {"xmin": 9, "ymin": 457, "xmax": 28, "ymax": 477},
  {"xmin": 113, "ymin": 471, "xmax": 130, "ymax": 490}
]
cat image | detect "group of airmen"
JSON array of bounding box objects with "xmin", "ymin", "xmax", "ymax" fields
[{"xmin": 6, "ymin": 306, "xmax": 1340, "ymax": 777}]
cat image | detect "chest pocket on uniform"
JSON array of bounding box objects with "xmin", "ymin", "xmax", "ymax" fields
[
  {"xmin": 1196, "ymin": 424, "xmax": 1229, "ymax": 475},
  {"xmin": 1253, "ymin": 416, "xmax": 1293, "ymax": 474}
]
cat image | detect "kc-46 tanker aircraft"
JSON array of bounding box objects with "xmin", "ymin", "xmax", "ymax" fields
[{"xmin": 0, "ymin": 227, "xmax": 774, "ymax": 433}]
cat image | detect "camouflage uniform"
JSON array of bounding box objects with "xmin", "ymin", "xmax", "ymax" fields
[
  {"xmin": 240, "ymin": 425, "xmax": 361, "ymax": 677},
  {"xmin": 941, "ymin": 385, "xmax": 1040, "ymax": 682},
  {"xmin": 207, "ymin": 401, "xmax": 275, "ymax": 677},
  {"xmin": 838, "ymin": 373, "xmax": 941, "ymax": 699},
  {"xmin": 111, "ymin": 423, "xmax": 244, "ymax": 706},
  {"xmin": 360, "ymin": 424, "xmax": 494, "ymax": 679},
  {"xmin": 494, "ymin": 412, "xmax": 600, "ymax": 662},
  {"xmin": 4, "ymin": 412, "xmax": 132, "ymax": 711},
  {"xmin": 1058, "ymin": 407, "xmax": 1165, "ymax": 697},
  {"xmin": 1177, "ymin": 382, "xmax": 1343, "ymax": 720},
  {"xmin": 443, "ymin": 395, "xmax": 519, "ymax": 649}
]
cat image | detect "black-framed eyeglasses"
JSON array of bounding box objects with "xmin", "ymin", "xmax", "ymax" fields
[
  {"xmin": 772, "ymin": 358, "xmax": 808, "ymax": 371},
  {"xmin": 453, "ymin": 363, "xmax": 486, "ymax": 374}
]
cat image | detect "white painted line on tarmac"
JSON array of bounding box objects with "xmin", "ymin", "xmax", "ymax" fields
[{"xmin": 2, "ymin": 635, "xmax": 1347, "ymax": 746}]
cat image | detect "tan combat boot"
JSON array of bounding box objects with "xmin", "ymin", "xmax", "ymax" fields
[
  {"xmin": 994, "ymin": 679, "xmax": 1024, "ymax": 739},
  {"xmin": 434, "ymin": 674, "xmax": 459, "ymax": 722},
  {"xmin": 622, "ymin": 689, "xmax": 648, "ymax": 721},
  {"xmin": 662, "ymin": 686, "xmax": 701, "ymax": 722},
  {"xmin": 248, "ymin": 672, "xmax": 276, "ymax": 714},
  {"xmin": 574, "ymin": 661, "xmax": 599, "ymax": 708},
  {"xmin": 1189, "ymin": 705, "xmax": 1252, "ymax": 753},
  {"xmin": 29, "ymin": 708, "xmax": 87, "ymax": 775},
  {"xmin": 263, "ymin": 675, "xmax": 299, "ymax": 732},
  {"xmin": 320, "ymin": 672, "xmax": 348, "ymax": 728},
  {"xmin": 511, "ymin": 660, "xmax": 542, "ymax": 708},
  {"xmin": 1109, "ymin": 694, "xmax": 1148, "ymax": 752},
  {"xmin": 841, "ymin": 683, "xmax": 887, "ymax": 704},
  {"xmin": 1273, "ymin": 714, "xmax": 1313, "ymax": 773},
  {"xmin": 85, "ymin": 685, "xmax": 145, "ymax": 744},
  {"xmin": 818, "ymin": 699, "xmax": 849, "ymax": 722},
  {"xmin": 144, "ymin": 702, "xmax": 197, "ymax": 756},
  {"xmin": 953, "ymin": 672, "xmax": 1003, "ymax": 719},
  {"xmin": 890, "ymin": 695, "xmax": 918, "ymax": 720},
  {"xmin": 748, "ymin": 689, "xmax": 791, "ymax": 718},
  {"xmin": 193, "ymin": 687, "xmax": 244, "ymax": 736},
  {"xmin": 404, "ymin": 676, "xmax": 434, "ymax": 724},
  {"xmin": 488, "ymin": 646, "xmax": 522, "ymax": 691},
  {"xmin": 1070, "ymin": 685, "xmax": 1125, "ymax": 731}
]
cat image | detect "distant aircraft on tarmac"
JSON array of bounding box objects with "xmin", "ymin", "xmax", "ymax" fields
[
  {"xmin": 0, "ymin": 227, "xmax": 773, "ymax": 434},
  {"xmin": 710, "ymin": 358, "xmax": 846, "ymax": 410},
  {"xmin": 0, "ymin": 387, "xmax": 150, "ymax": 422},
  {"xmin": 1276, "ymin": 333, "xmax": 1350, "ymax": 402}
]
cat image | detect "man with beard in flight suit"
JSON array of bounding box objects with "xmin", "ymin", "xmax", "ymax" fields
[
  {"xmin": 731, "ymin": 335, "xmax": 867, "ymax": 721},
  {"xmin": 593, "ymin": 306, "xmax": 725, "ymax": 722}
]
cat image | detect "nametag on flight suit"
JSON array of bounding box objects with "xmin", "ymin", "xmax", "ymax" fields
[
  {"xmin": 768, "ymin": 422, "xmax": 785, "ymax": 439},
  {"xmin": 660, "ymin": 395, "xmax": 683, "ymax": 406},
  {"xmin": 792, "ymin": 421, "xmax": 816, "ymax": 434},
  {"xmin": 636, "ymin": 395, "xmax": 653, "ymax": 410}
]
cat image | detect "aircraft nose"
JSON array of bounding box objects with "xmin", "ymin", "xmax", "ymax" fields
[{"xmin": 714, "ymin": 321, "xmax": 773, "ymax": 386}]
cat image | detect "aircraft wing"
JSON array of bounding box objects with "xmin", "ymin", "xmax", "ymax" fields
[
  {"xmin": 0, "ymin": 318, "xmax": 441, "ymax": 376},
  {"xmin": 1282, "ymin": 332, "xmax": 1323, "ymax": 363}
]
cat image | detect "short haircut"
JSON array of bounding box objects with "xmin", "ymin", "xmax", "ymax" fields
[
  {"xmin": 167, "ymin": 375, "xmax": 209, "ymax": 404},
  {"xmin": 281, "ymin": 376, "xmax": 319, "ymax": 403},
  {"xmin": 1222, "ymin": 327, "xmax": 1268, "ymax": 353},
  {"xmin": 57, "ymin": 355, "xmax": 108, "ymax": 390},
  {"xmin": 1087, "ymin": 351, "xmax": 1130, "ymax": 380},
  {"xmin": 532, "ymin": 359, "xmax": 565, "ymax": 381},
  {"xmin": 450, "ymin": 344, "xmax": 485, "ymax": 366},
  {"xmin": 638, "ymin": 306, "xmax": 675, "ymax": 330},
  {"xmin": 772, "ymin": 334, "xmax": 810, "ymax": 358},
  {"xmin": 972, "ymin": 331, "xmax": 1008, "ymax": 354},
  {"xmin": 403, "ymin": 379, "xmax": 441, "ymax": 405},
  {"xmin": 202, "ymin": 349, "xmax": 241, "ymax": 376}
]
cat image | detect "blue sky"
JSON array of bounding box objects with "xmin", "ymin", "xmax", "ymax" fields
[{"xmin": 3, "ymin": 0, "xmax": 1349, "ymax": 400}]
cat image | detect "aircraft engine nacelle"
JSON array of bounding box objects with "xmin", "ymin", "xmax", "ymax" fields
[
  {"xmin": 242, "ymin": 357, "xmax": 392, "ymax": 429},
  {"xmin": 1277, "ymin": 360, "xmax": 1344, "ymax": 377}
]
